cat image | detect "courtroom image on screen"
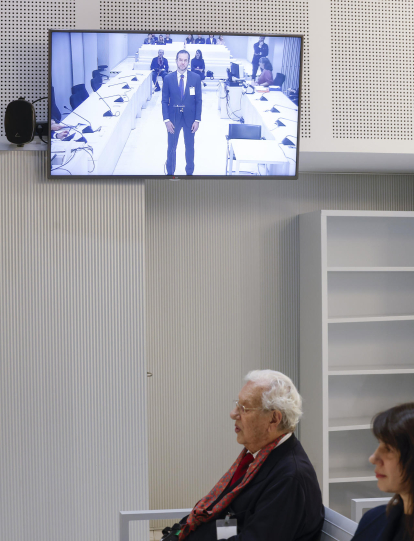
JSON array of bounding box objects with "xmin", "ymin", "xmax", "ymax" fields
[{"xmin": 49, "ymin": 31, "xmax": 302, "ymax": 178}]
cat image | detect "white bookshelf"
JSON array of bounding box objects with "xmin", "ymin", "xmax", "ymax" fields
[{"xmin": 299, "ymin": 210, "xmax": 414, "ymax": 518}]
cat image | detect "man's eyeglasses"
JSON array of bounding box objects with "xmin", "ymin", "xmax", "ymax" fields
[{"xmin": 233, "ymin": 400, "xmax": 262, "ymax": 414}]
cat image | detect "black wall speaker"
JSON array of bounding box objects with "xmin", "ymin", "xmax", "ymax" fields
[{"xmin": 4, "ymin": 98, "xmax": 36, "ymax": 146}]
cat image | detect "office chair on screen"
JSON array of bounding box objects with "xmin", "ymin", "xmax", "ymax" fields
[
  {"xmin": 92, "ymin": 69, "xmax": 105, "ymax": 81},
  {"xmin": 91, "ymin": 76, "xmax": 103, "ymax": 92},
  {"xmin": 71, "ymin": 84, "xmax": 89, "ymax": 98},
  {"xmin": 98, "ymin": 65, "xmax": 109, "ymax": 79},
  {"xmin": 70, "ymin": 84, "xmax": 89, "ymax": 109},
  {"xmin": 225, "ymin": 124, "xmax": 264, "ymax": 175},
  {"xmin": 70, "ymin": 91, "xmax": 88, "ymax": 109},
  {"xmin": 50, "ymin": 86, "xmax": 62, "ymax": 123},
  {"xmin": 272, "ymin": 73, "xmax": 286, "ymax": 91}
]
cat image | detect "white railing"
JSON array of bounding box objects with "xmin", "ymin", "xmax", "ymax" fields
[
  {"xmin": 120, "ymin": 509, "xmax": 191, "ymax": 541},
  {"xmin": 351, "ymin": 497, "xmax": 391, "ymax": 522},
  {"xmin": 119, "ymin": 506, "xmax": 357, "ymax": 541}
]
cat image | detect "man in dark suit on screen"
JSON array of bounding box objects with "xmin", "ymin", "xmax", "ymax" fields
[
  {"xmin": 150, "ymin": 49, "xmax": 169, "ymax": 92},
  {"xmin": 162, "ymin": 50, "xmax": 202, "ymax": 176},
  {"xmin": 252, "ymin": 36, "xmax": 269, "ymax": 81}
]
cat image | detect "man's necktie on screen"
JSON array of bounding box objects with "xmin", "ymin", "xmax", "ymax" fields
[{"xmin": 180, "ymin": 74, "xmax": 184, "ymax": 100}]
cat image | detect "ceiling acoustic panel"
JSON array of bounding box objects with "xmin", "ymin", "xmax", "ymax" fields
[
  {"xmin": 0, "ymin": 0, "xmax": 75, "ymax": 137},
  {"xmin": 99, "ymin": 0, "xmax": 311, "ymax": 138},
  {"xmin": 331, "ymin": 0, "xmax": 414, "ymax": 140}
]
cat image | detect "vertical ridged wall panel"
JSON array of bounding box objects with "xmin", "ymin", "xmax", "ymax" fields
[
  {"xmin": 146, "ymin": 176, "xmax": 414, "ymax": 527},
  {"xmin": 0, "ymin": 152, "xmax": 148, "ymax": 541}
]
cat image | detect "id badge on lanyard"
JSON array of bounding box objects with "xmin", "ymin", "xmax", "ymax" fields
[{"xmin": 216, "ymin": 514, "xmax": 237, "ymax": 539}]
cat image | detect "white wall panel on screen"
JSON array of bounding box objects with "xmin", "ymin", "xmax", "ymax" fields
[
  {"xmin": 108, "ymin": 33, "xmax": 129, "ymax": 70},
  {"xmin": 51, "ymin": 31, "xmax": 73, "ymax": 116},
  {"xmin": 70, "ymin": 32, "xmax": 86, "ymax": 86},
  {"xmin": 83, "ymin": 32, "xmax": 98, "ymax": 95},
  {"xmin": 97, "ymin": 32, "xmax": 110, "ymax": 68}
]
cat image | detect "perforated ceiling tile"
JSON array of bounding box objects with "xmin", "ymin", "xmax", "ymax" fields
[
  {"xmin": 0, "ymin": 0, "xmax": 75, "ymax": 137},
  {"xmin": 331, "ymin": 0, "xmax": 414, "ymax": 140},
  {"xmin": 100, "ymin": 0, "xmax": 310, "ymax": 138}
]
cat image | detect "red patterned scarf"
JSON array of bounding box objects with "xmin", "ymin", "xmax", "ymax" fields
[{"xmin": 178, "ymin": 434, "xmax": 285, "ymax": 540}]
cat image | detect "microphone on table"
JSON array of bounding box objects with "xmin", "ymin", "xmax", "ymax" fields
[
  {"xmin": 108, "ymin": 82, "xmax": 131, "ymax": 89},
  {"xmin": 95, "ymin": 91, "xmax": 120, "ymax": 117},
  {"xmin": 119, "ymin": 75, "xmax": 138, "ymax": 81},
  {"xmin": 281, "ymin": 136, "xmax": 296, "ymax": 147},
  {"xmin": 271, "ymin": 102, "xmax": 298, "ymax": 112},
  {"xmin": 266, "ymin": 106, "xmax": 280, "ymax": 113},
  {"xmin": 59, "ymin": 121, "xmax": 88, "ymax": 143},
  {"xmin": 63, "ymin": 106, "xmax": 101, "ymax": 134},
  {"xmin": 98, "ymin": 94, "xmax": 129, "ymax": 103}
]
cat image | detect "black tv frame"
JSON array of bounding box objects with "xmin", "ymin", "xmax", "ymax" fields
[{"xmin": 48, "ymin": 29, "xmax": 303, "ymax": 180}]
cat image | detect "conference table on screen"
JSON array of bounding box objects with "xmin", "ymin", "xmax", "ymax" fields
[
  {"xmin": 237, "ymin": 89, "xmax": 298, "ymax": 176},
  {"xmin": 51, "ymin": 70, "xmax": 152, "ymax": 175},
  {"xmin": 134, "ymin": 44, "xmax": 230, "ymax": 78}
]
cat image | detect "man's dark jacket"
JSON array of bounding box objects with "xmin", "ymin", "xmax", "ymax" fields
[
  {"xmin": 150, "ymin": 56, "xmax": 169, "ymax": 72},
  {"xmin": 184, "ymin": 434, "xmax": 324, "ymax": 541}
]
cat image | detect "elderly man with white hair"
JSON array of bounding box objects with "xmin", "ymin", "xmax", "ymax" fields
[{"xmin": 162, "ymin": 370, "xmax": 324, "ymax": 541}]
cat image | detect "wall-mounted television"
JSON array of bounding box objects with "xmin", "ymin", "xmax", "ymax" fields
[{"xmin": 48, "ymin": 30, "xmax": 303, "ymax": 179}]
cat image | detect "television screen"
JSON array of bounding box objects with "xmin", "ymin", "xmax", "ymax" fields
[{"xmin": 48, "ymin": 30, "xmax": 303, "ymax": 179}]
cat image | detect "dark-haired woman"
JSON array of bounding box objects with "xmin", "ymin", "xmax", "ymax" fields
[
  {"xmin": 352, "ymin": 402, "xmax": 414, "ymax": 541},
  {"xmin": 256, "ymin": 57, "xmax": 273, "ymax": 86},
  {"xmin": 186, "ymin": 34, "xmax": 194, "ymax": 44},
  {"xmin": 191, "ymin": 50, "xmax": 206, "ymax": 87}
]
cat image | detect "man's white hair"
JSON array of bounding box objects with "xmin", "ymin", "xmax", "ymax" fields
[{"xmin": 244, "ymin": 370, "xmax": 302, "ymax": 432}]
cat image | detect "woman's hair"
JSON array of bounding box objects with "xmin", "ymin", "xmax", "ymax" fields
[
  {"xmin": 372, "ymin": 403, "xmax": 414, "ymax": 536},
  {"xmin": 195, "ymin": 49, "xmax": 203, "ymax": 59},
  {"xmin": 259, "ymin": 57, "xmax": 273, "ymax": 72},
  {"xmin": 244, "ymin": 370, "xmax": 302, "ymax": 431}
]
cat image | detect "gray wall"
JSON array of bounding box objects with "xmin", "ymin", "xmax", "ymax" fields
[{"xmin": 145, "ymin": 176, "xmax": 414, "ymax": 525}]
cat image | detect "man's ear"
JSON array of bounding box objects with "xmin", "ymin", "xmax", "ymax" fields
[{"xmin": 270, "ymin": 410, "xmax": 282, "ymax": 426}]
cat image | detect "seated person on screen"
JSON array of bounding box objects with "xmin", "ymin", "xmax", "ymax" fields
[
  {"xmin": 206, "ymin": 34, "xmax": 216, "ymax": 44},
  {"xmin": 351, "ymin": 403, "xmax": 414, "ymax": 541},
  {"xmin": 158, "ymin": 35, "xmax": 165, "ymax": 45},
  {"xmin": 150, "ymin": 49, "xmax": 169, "ymax": 92},
  {"xmin": 216, "ymin": 35, "xmax": 225, "ymax": 45},
  {"xmin": 51, "ymin": 119, "xmax": 69, "ymax": 139},
  {"xmin": 186, "ymin": 34, "xmax": 195, "ymax": 44},
  {"xmin": 144, "ymin": 33, "xmax": 155, "ymax": 44},
  {"xmin": 50, "ymin": 87, "xmax": 69, "ymax": 139},
  {"xmin": 161, "ymin": 370, "xmax": 324, "ymax": 541},
  {"xmin": 254, "ymin": 57, "xmax": 273, "ymax": 87},
  {"xmin": 195, "ymin": 35, "xmax": 205, "ymax": 44},
  {"xmin": 165, "ymin": 34, "xmax": 173, "ymax": 44},
  {"xmin": 191, "ymin": 50, "xmax": 206, "ymax": 87}
]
